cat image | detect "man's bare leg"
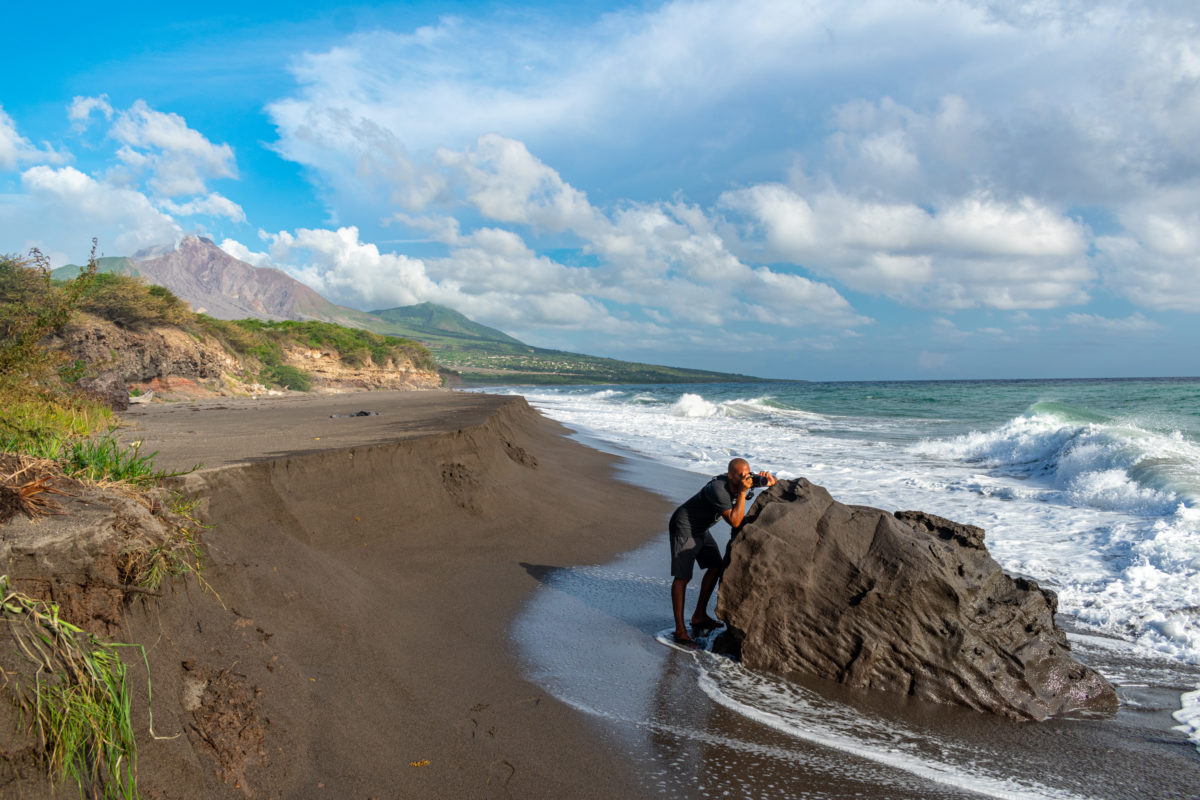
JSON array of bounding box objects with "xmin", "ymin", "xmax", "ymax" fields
[
  {"xmin": 671, "ymin": 577, "xmax": 692, "ymax": 641},
  {"xmin": 691, "ymin": 567, "xmax": 720, "ymax": 628}
]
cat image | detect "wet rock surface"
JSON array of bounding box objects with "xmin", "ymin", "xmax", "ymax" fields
[{"xmin": 715, "ymin": 478, "xmax": 1117, "ymax": 720}]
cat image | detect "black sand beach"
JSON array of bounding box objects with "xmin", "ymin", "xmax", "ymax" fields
[
  {"xmin": 5, "ymin": 389, "xmax": 1194, "ymax": 798},
  {"xmin": 94, "ymin": 390, "xmax": 670, "ymax": 798}
]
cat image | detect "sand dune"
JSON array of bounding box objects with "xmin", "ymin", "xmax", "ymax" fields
[{"xmin": 4, "ymin": 391, "xmax": 669, "ymax": 798}]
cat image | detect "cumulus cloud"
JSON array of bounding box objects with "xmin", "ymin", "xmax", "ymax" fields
[
  {"xmin": 1094, "ymin": 194, "xmax": 1200, "ymax": 311},
  {"xmin": 437, "ymin": 134, "xmax": 598, "ymax": 232},
  {"xmin": 218, "ymin": 237, "xmax": 274, "ymax": 268},
  {"xmin": 0, "ymin": 107, "xmax": 30, "ymax": 170},
  {"xmin": 19, "ymin": 165, "xmax": 181, "ymax": 254},
  {"xmin": 0, "ymin": 106, "xmax": 67, "ymax": 170},
  {"xmin": 269, "ymin": 1, "xmax": 1200, "ymax": 321},
  {"xmin": 257, "ymin": 226, "xmax": 437, "ymax": 310},
  {"xmin": 161, "ymin": 193, "xmax": 247, "ymax": 223},
  {"xmin": 384, "ymin": 133, "xmax": 867, "ymax": 331},
  {"xmin": 223, "ymin": 225, "xmax": 639, "ymax": 337},
  {"xmin": 68, "ymin": 95, "xmax": 114, "ymax": 131},
  {"xmin": 722, "ymin": 183, "xmax": 1092, "ymax": 309},
  {"xmin": 109, "ymin": 100, "xmax": 236, "ymax": 196}
]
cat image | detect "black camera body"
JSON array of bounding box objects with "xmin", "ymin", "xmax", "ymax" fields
[{"xmin": 751, "ymin": 474, "xmax": 770, "ymax": 488}]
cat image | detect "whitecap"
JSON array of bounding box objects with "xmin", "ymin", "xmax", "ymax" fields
[{"xmin": 670, "ymin": 393, "xmax": 721, "ymax": 417}]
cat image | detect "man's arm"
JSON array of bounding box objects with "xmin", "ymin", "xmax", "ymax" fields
[
  {"xmin": 721, "ymin": 494, "xmax": 747, "ymax": 529},
  {"xmin": 721, "ymin": 470, "xmax": 774, "ymax": 529},
  {"xmin": 720, "ymin": 471, "xmax": 754, "ymax": 529}
]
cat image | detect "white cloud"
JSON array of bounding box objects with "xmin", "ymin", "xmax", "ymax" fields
[
  {"xmin": 219, "ymin": 237, "xmax": 274, "ymax": 268},
  {"xmin": 19, "ymin": 165, "xmax": 181, "ymax": 255},
  {"xmin": 1094, "ymin": 194, "xmax": 1200, "ymax": 311},
  {"xmin": 68, "ymin": 95, "xmax": 114, "ymax": 131},
  {"xmin": 255, "ymin": 0, "xmax": 1200, "ymax": 337},
  {"xmin": 1064, "ymin": 312, "xmax": 1162, "ymax": 332},
  {"xmin": 229, "ymin": 225, "xmax": 640, "ymax": 336},
  {"xmin": 743, "ymin": 268, "xmax": 868, "ymax": 328},
  {"xmin": 429, "ymin": 226, "xmax": 594, "ymax": 295},
  {"xmin": 109, "ymin": 100, "xmax": 236, "ymax": 196},
  {"xmin": 0, "ymin": 107, "xmax": 32, "ymax": 170},
  {"xmin": 0, "ymin": 106, "xmax": 67, "ymax": 170},
  {"xmin": 722, "ymin": 183, "xmax": 1092, "ymax": 309},
  {"xmin": 428, "ymin": 134, "xmax": 868, "ymax": 329},
  {"xmin": 437, "ymin": 134, "xmax": 598, "ymax": 231},
  {"xmin": 161, "ymin": 193, "xmax": 246, "ymax": 223},
  {"xmin": 260, "ymin": 226, "xmax": 437, "ymax": 310}
]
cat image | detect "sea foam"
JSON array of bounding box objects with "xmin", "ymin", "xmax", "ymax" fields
[{"xmin": 501, "ymin": 383, "xmax": 1200, "ymax": 666}]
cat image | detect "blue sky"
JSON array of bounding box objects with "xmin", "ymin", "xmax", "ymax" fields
[{"xmin": 3, "ymin": 1, "xmax": 1199, "ymax": 381}]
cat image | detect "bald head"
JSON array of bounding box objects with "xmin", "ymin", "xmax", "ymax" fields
[{"xmin": 728, "ymin": 458, "xmax": 749, "ymax": 473}]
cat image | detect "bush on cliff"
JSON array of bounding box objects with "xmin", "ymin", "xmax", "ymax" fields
[
  {"xmin": 0, "ymin": 247, "xmax": 111, "ymax": 448},
  {"xmin": 195, "ymin": 316, "xmax": 437, "ymax": 389},
  {"xmin": 77, "ymin": 272, "xmax": 192, "ymax": 329},
  {"xmin": 4, "ymin": 247, "xmax": 439, "ymax": 396}
]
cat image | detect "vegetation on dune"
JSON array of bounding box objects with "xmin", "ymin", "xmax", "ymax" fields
[
  {"xmin": 196, "ymin": 317, "xmax": 437, "ymax": 390},
  {"xmin": 77, "ymin": 272, "xmax": 193, "ymax": 329},
  {"xmin": 10, "ymin": 249, "xmax": 440, "ymax": 394},
  {"xmin": 1, "ymin": 576, "xmax": 144, "ymax": 800},
  {"xmin": 0, "ymin": 246, "xmax": 212, "ymax": 799},
  {"xmin": 0, "ymin": 245, "xmax": 111, "ymax": 450}
]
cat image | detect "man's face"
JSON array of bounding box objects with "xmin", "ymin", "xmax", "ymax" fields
[{"xmin": 728, "ymin": 461, "xmax": 750, "ymax": 484}]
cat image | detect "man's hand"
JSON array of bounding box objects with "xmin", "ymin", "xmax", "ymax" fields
[{"xmin": 758, "ymin": 470, "xmax": 777, "ymax": 488}]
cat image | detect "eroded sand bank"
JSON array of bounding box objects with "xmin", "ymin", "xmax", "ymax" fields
[{"xmin": 98, "ymin": 390, "xmax": 670, "ymax": 798}]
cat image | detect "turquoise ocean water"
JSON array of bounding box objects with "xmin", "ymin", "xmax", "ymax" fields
[{"xmin": 489, "ymin": 377, "xmax": 1200, "ymax": 792}]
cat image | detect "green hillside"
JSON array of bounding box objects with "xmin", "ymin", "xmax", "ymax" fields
[
  {"xmin": 370, "ymin": 302, "xmax": 523, "ymax": 345},
  {"xmin": 363, "ymin": 302, "xmax": 759, "ymax": 385},
  {"xmin": 52, "ymin": 257, "xmax": 137, "ymax": 280}
]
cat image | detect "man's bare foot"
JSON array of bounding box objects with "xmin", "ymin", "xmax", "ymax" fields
[
  {"xmin": 690, "ymin": 614, "xmax": 720, "ymax": 631},
  {"xmin": 672, "ymin": 632, "xmax": 700, "ymax": 649}
]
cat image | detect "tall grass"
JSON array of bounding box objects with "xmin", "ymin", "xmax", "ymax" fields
[
  {"xmin": 2, "ymin": 576, "xmax": 144, "ymax": 799},
  {"xmin": 0, "ymin": 431, "xmax": 196, "ymax": 487}
]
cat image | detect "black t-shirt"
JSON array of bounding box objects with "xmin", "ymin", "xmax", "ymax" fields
[{"xmin": 669, "ymin": 475, "xmax": 736, "ymax": 536}]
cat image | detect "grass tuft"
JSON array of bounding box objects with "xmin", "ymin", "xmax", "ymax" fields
[
  {"xmin": 121, "ymin": 491, "xmax": 210, "ymax": 593},
  {"xmin": 1, "ymin": 576, "xmax": 145, "ymax": 799}
]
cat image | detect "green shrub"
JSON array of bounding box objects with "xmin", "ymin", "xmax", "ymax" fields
[
  {"xmin": 0, "ymin": 245, "xmax": 112, "ymax": 451},
  {"xmin": 0, "ymin": 247, "xmax": 95, "ymax": 386},
  {"xmin": 192, "ymin": 317, "xmax": 437, "ymax": 380},
  {"xmin": 260, "ymin": 363, "xmax": 311, "ymax": 391},
  {"xmin": 77, "ymin": 273, "xmax": 191, "ymax": 329}
]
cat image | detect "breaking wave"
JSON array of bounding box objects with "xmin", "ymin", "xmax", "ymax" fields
[{"xmin": 913, "ymin": 401, "xmax": 1200, "ymax": 517}]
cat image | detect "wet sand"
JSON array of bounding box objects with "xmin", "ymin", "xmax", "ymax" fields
[
  {"xmin": 513, "ymin": 439, "xmax": 1200, "ymax": 800},
  {"xmin": 107, "ymin": 390, "xmax": 674, "ymax": 798}
]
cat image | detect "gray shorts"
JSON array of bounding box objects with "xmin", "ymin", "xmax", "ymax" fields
[{"xmin": 669, "ymin": 523, "xmax": 722, "ymax": 582}]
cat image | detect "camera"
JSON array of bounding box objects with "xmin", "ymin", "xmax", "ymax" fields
[{"xmin": 751, "ymin": 474, "xmax": 770, "ymax": 488}]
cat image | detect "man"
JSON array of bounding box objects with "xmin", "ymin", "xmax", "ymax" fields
[{"xmin": 669, "ymin": 457, "xmax": 776, "ymax": 646}]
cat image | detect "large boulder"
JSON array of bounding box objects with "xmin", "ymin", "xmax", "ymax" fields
[
  {"xmin": 715, "ymin": 478, "xmax": 1117, "ymax": 720},
  {"xmin": 75, "ymin": 370, "xmax": 130, "ymax": 411}
]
